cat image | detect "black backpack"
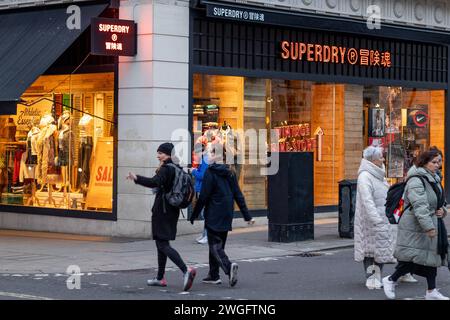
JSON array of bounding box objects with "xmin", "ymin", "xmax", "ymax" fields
[
  {"xmin": 164, "ymin": 163, "xmax": 195, "ymax": 209},
  {"xmin": 385, "ymin": 175, "xmax": 426, "ymax": 224}
]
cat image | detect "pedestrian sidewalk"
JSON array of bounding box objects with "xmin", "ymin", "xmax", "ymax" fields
[{"xmin": 0, "ymin": 213, "xmax": 352, "ymax": 274}]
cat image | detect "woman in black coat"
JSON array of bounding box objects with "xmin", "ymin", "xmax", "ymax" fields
[
  {"xmin": 127, "ymin": 143, "xmax": 196, "ymax": 291},
  {"xmin": 190, "ymin": 143, "xmax": 254, "ymax": 287}
]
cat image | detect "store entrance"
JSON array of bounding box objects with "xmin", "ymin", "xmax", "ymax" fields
[{"xmin": 192, "ymin": 74, "xmax": 446, "ymax": 209}]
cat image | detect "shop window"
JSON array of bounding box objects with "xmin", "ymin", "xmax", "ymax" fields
[
  {"xmin": 363, "ymin": 86, "xmax": 445, "ymax": 183},
  {"xmin": 193, "ymin": 75, "xmax": 446, "ymax": 209},
  {"xmin": 193, "ymin": 74, "xmax": 268, "ymax": 211},
  {"xmin": 0, "ymin": 73, "xmax": 115, "ymax": 212},
  {"xmin": 269, "ymin": 80, "xmax": 342, "ymax": 207}
]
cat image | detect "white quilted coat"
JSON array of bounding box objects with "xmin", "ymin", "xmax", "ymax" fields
[{"xmin": 354, "ymin": 158, "xmax": 396, "ymax": 264}]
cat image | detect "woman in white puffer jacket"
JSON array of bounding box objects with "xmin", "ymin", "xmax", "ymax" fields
[{"xmin": 354, "ymin": 146, "xmax": 416, "ymax": 289}]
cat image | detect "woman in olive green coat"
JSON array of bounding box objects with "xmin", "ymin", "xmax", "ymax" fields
[{"xmin": 383, "ymin": 148, "xmax": 449, "ymax": 300}]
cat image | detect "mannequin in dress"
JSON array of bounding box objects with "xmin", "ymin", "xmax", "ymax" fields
[
  {"xmin": 36, "ymin": 114, "xmax": 58, "ymax": 207},
  {"xmin": 36, "ymin": 114, "xmax": 53, "ymax": 185},
  {"xmin": 23, "ymin": 120, "xmax": 40, "ymax": 205},
  {"xmin": 57, "ymin": 112, "xmax": 74, "ymax": 193},
  {"xmin": 77, "ymin": 114, "xmax": 94, "ymax": 193}
]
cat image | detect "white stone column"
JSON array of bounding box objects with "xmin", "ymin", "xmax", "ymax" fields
[{"xmin": 116, "ymin": 0, "xmax": 190, "ymax": 237}]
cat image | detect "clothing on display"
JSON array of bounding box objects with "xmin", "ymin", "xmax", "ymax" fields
[
  {"xmin": 36, "ymin": 117, "xmax": 59, "ymax": 184},
  {"xmin": 79, "ymin": 114, "xmax": 94, "ymax": 138},
  {"xmin": 58, "ymin": 124, "xmax": 75, "ymax": 167},
  {"xmin": 19, "ymin": 152, "xmax": 35, "ymax": 182},
  {"xmin": 77, "ymin": 114, "xmax": 94, "ymax": 189},
  {"xmin": 25, "ymin": 127, "xmax": 40, "ymax": 165},
  {"xmin": 78, "ymin": 136, "xmax": 93, "ymax": 188}
]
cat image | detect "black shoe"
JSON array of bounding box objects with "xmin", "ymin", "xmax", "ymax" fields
[{"xmin": 202, "ymin": 275, "xmax": 222, "ymax": 285}]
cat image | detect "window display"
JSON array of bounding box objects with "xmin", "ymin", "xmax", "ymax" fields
[
  {"xmin": 0, "ymin": 73, "xmax": 115, "ymax": 213},
  {"xmin": 363, "ymin": 86, "xmax": 444, "ymax": 183},
  {"xmin": 193, "ymin": 74, "xmax": 445, "ymax": 209}
]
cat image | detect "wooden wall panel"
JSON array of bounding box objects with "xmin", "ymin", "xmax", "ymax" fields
[
  {"xmin": 23, "ymin": 73, "xmax": 115, "ymax": 96},
  {"xmin": 311, "ymin": 84, "xmax": 345, "ymax": 206},
  {"xmin": 209, "ymin": 76, "xmax": 244, "ymax": 131},
  {"xmin": 430, "ymin": 90, "xmax": 445, "ymax": 183},
  {"xmin": 344, "ymin": 85, "xmax": 364, "ymax": 180}
]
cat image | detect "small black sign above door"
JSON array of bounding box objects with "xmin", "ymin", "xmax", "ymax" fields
[{"xmin": 91, "ymin": 18, "xmax": 137, "ymax": 56}]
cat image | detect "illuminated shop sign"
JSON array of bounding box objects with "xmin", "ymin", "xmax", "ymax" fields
[
  {"xmin": 91, "ymin": 18, "xmax": 137, "ymax": 56},
  {"xmin": 280, "ymin": 41, "xmax": 392, "ymax": 67}
]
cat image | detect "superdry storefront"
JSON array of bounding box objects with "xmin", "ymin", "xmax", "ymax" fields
[
  {"xmin": 190, "ymin": 1, "xmax": 450, "ymax": 218},
  {"xmin": 0, "ymin": 2, "xmax": 125, "ymax": 234},
  {"xmin": 1, "ymin": 0, "xmax": 450, "ymax": 238}
]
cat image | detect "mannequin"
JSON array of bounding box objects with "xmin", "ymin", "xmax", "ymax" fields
[
  {"xmin": 36, "ymin": 114, "xmax": 58, "ymax": 206},
  {"xmin": 57, "ymin": 112, "xmax": 74, "ymax": 193},
  {"xmin": 77, "ymin": 114, "xmax": 94, "ymax": 193},
  {"xmin": 21, "ymin": 121, "xmax": 40, "ymax": 205},
  {"xmin": 36, "ymin": 114, "xmax": 52, "ymax": 185},
  {"xmin": 26, "ymin": 120, "xmax": 40, "ymax": 166}
]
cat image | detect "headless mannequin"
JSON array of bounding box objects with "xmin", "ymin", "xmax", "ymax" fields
[
  {"xmin": 78, "ymin": 114, "xmax": 94, "ymax": 195},
  {"xmin": 36, "ymin": 114, "xmax": 57, "ymax": 206},
  {"xmin": 25, "ymin": 122, "xmax": 40, "ymax": 206},
  {"xmin": 58, "ymin": 113, "xmax": 73, "ymax": 194}
]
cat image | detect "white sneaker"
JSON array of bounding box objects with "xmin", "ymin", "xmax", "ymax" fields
[
  {"xmin": 425, "ymin": 289, "xmax": 450, "ymax": 300},
  {"xmin": 399, "ymin": 273, "xmax": 418, "ymax": 283},
  {"xmin": 382, "ymin": 276, "xmax": 396, "ymax": 299},
  {"xmin": 366, "ymin": 275, "xmax": 382, "ymax": 290},
  {"xmin": 229, "ymin": 263, "xmax": 238, "ymax": 287},
  {"xmin": 196, "ymin": 236, "xmax": 208, "ymax": 244},
  {"xmin": 195, "ymin": 235, "xmax": 203, "ymax": 242}
]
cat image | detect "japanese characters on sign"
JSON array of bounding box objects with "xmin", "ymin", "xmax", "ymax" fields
[
  {"xmin": 280, "ymin": 41, "xmax": 392, "ymax": 68},
  {"xmin": 91, "ymin": 18, "xmax": 137, "ymax": 57},
  {"xmin": 207, "ymin": 4, "xmax": 265, "ymax": 22}
]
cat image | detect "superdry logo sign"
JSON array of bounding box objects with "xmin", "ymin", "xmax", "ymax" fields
[
  {"xmin": 91, "ymin": 18, "xmax": 137, "ymax": 56},
  {"xmin": 280, "ymin": 41, "xmax": 392, "ymax": 68},
  {"xmin": 207, "ymin": 4, "xmax": 265, "ymax": 22}
]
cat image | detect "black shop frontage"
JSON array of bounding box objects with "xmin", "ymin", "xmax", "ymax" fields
[{"xmin": 189, "ymin": 1, "xmax": 450, "ymax": 241}]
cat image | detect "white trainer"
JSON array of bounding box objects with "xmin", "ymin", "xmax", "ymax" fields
[
  {"xmin": 425, "ymin": 289, "xmax": 450, "ymax": 300},
  {"xmin": 399, "ymin": 273, "xmax": 418, "ymax": 283},
  {"xmin": 366, "ymin": 275, "xmax": 382, "ymax": 290},
  {"xmin": 196, "ymin": 236, "xmax": 208, "ymax": 244},
  {"xmin": 382, "ymin": 276, "xmax": 396, "ymax": 299}
]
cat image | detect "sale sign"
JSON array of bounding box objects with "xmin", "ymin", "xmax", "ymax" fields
[{"xmin": 85, "ymin": 137, "xmax": 114, "ymax": 211}]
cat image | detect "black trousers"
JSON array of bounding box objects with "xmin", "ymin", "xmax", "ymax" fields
[
  {"xmin": 207, "ymin": 227, "xmax": 231, "ymax": 279},
  {"xmin": 155, "ymin": 239, "xmax": 187, "ymax": 280},
  {"xmin": 390, "ymin": 261, "xmax": 437, "ymax": 290}
]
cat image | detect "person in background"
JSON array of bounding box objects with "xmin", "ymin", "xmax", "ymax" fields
[
  {"xmin": 192, "ymin": 142, "xmax": 209, "ymax": 244},
  {"xmin": 354, "ymin": 146, "xmax": 397, "ymax": 289},
  {"xmin": 383, "ymin": 148, "xmax": 449, "ymax": 300},
  {"xmin": 126, "ymin": 143, "xmax": 196, "ymax": 292},
  {"xmin": 190, "ymin": 142, "xmax": 254, "ymax": 286}
]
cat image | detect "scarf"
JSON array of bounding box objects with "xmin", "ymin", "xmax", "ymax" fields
[{"xmin": 429, "ymin": 179, "xmax": 448, "ymax": 262}]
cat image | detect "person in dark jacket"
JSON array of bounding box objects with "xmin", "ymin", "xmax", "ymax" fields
[
  {"xmin": 190, "ymin": 143, "xmax": 254, "ymax": 286},
  {"xmin": 126, "ymin": 142, "xmax": 196, "ymax": 291}
]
